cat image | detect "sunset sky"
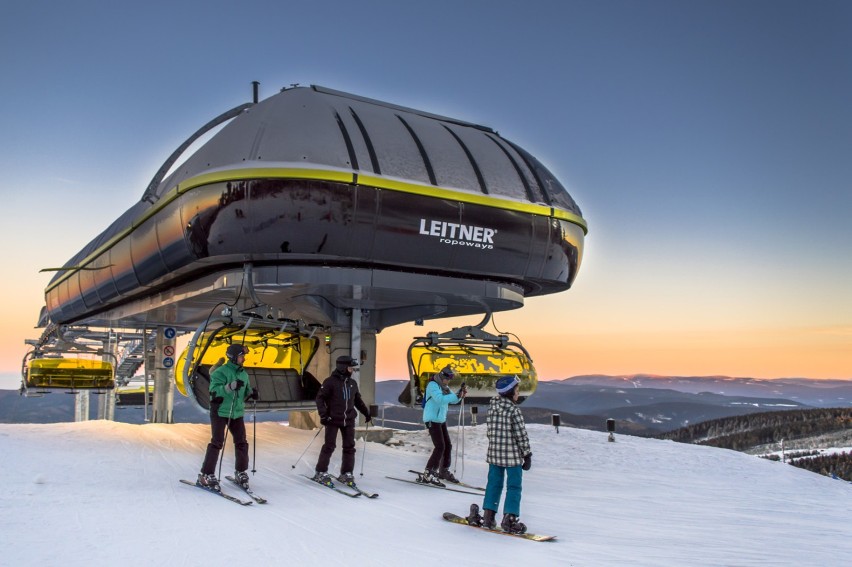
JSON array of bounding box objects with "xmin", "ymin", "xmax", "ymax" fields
[{"xmin": 1, "ymin": 0, "xmax": 849, "ymax": 386}]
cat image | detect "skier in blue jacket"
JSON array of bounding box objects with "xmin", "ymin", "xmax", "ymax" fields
[{"xmin": 418, "ymin": 365, "xmax": 467, "ymax": 486}]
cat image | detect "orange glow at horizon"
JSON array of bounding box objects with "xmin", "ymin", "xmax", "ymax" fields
[{"xmin": 374, "ymin": 323, "xmax": 852, "ymax": 381}]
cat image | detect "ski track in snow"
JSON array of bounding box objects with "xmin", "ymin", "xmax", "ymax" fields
[{"xmin": 1, "ymin": 421, "xmax": 850, "ymax": 566}]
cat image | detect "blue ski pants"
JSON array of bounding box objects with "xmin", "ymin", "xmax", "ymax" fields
[{"xmin": 483, "ymin": 464, "xmax": 523, "ymax": 516}]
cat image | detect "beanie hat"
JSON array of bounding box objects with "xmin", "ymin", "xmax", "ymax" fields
[
  {"xmin": 496, "ymin": 375, "xmax": 520, "ymax": 395},
  {"xmin": 439, "ymin": 366, "xmax": 454, "ymax": 379}
]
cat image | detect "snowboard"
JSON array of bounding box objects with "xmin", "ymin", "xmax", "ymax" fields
[{"xmin": 442, "ymin": 512, "xmax": 556, "ymax": 542}]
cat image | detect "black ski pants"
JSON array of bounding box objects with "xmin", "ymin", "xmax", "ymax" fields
[
  {"xmin": 201, "ymin": 413, "xmax": 249, "ymax": 475},
  {"xmin": 425, "ymin": 421, "xmax": 452, "ymax": 471},
  {"xmin": 315, "ymin": 423, "xmax": 356, "ymax": 474}
]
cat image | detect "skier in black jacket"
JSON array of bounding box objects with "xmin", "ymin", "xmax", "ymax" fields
[{"xmin": 312, "ymin": 355, "xmax": 372, "ymax": 485}]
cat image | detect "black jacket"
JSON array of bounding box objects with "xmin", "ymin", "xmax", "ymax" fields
[{"xmin": 316, "ymin": 369, "xmax": 370, "ymax": 427}]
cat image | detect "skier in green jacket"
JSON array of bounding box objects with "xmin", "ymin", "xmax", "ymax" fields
[{"xmin": 197, "ymin": 344, "xmax": 258, "ymax": 491}]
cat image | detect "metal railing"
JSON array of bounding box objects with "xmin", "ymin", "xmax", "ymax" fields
[{"xmin": 370, "ymin": 403, "xmax": 481, "ymax": 429}]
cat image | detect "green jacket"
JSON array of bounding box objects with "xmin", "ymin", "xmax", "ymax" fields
[{"xmin": 209, "ymin": 361, "xmax": 251, "ymax": 418}]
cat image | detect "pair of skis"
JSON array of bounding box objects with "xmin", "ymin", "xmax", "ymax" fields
[
  {"xmin": 181, "ymin": 474, "xmax": 380, "ymax": 504},
  {"xmin": 179, "ymin": 475, "xmax": 266, "ymax": 506},
  {"xmin": 301, "ymin": 474, "xmax": 379, "ymax": 498},
  {"xmin": 384, "ymin": 470, "xmax": 485, "ymax": 496},
  {"xmin": 407, "ymin": 469, "xmax": 486, "ymax": 491}
]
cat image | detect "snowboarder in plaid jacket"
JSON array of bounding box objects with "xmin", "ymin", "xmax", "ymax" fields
[{"xmin": 470, "ymin": 375, "xmax": 532, "ymax": 534}]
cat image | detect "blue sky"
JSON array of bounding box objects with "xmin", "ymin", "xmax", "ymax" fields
[{"xmin": 1, "ymin": 0, "xmax": 850, "ymax": 381}]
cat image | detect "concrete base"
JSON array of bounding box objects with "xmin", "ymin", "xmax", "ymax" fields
[
  {"xmin": 290, "ymin": 410, "xmax": 321, "ymax": 430},
  {"xmin": 355, "ymin": 426, "xmax": 394, "ymax": 444}
]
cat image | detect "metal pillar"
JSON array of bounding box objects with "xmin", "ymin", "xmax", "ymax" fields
[
  {"xmin": 97, "ymin": 332, "xmax": 116, "ymax": 421},
  {"xmin": 357, "ymin": 332, "xmax": 376, "ymax": 419},
  {"xmin": 350, "ymin": 307, "xmax": 362, "ymax": 389},
  {"xmin": 74, "ymin": 391, "xmax": 89, "ymax": 422},
  {"xmin": 151, "ymin": 327, "xmax": 176, "ymax": 423},
  {"xmin": 142, "ymin": 330, "xmax": 150, "ymax": 422}
]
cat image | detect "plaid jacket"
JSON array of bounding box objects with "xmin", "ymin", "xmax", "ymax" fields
[{"xmin": 485, "ymin": 395, "xmax": 531, "ymax": 468}]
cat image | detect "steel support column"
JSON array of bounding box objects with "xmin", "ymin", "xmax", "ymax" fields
[{"xmin": 151, "ymin": 327, "xmax": 176, "ymax": 423}]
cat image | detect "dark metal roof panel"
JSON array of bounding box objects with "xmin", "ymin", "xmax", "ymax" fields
[
  {"xmin": 153, "ymin": 86, "xmax": 582, "ymax": 218},
  {"xmin": 348, "ymin": 99, "xmax": 429, "ymax": 181},
  {"xmin": 397, "ymin": 112, "xmax": 480, "ymax": 190}
]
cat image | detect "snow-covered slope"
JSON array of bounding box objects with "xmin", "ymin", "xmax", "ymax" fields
[{"xmin": 2, "ymin": 422, "xmax": 849, "ymax": 566}]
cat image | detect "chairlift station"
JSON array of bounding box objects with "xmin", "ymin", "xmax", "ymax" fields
[{"xmin": 23, "ymin": 84, "xmax": 587, "ymax": 422}]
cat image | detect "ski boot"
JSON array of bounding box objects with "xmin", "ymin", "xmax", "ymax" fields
[
  {"xmin": 313, "ymin": 471, "xmax": 333, "ymax": 486},
  {"xmin": 338, "ymin": 472, "xmax": 356, "ymax": 486},
  {"xmin": 416, "ymin": 468, "xmax": 445, "ymax": 487},
  {"xmin": 500, "ymin": 513, "xmax": 527, "ymax": 534},
  {"xmin": 234, "ymin": 470, "xmax": 250, "ymax": 489},
  {"xmin": 482, "ymin": 508, "xmax": 497, "ymax": 530},
  {"xmin": 466, "ymin": 503, "xmax": 483, "ymax": 527},
  {"xmin": 197, "ymin": 473, "xmax": 221, "ymax": 491},
  {"xmin": 438, "ymin": 467, "xmax": 459, "ymax": 484}
]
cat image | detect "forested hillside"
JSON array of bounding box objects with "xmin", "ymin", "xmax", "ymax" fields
[
  {"xmin": 658, "ymin": 408, "xmax": 851, "ymax": 449},
  {"xmin": 659, "ymin": 407, "xmax": 852, "ymax": 480}
]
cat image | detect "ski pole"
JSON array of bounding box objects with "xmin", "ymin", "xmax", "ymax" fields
[
  {"xmin": 251, "ymin": 398, "xmax": 257, "ymax": 474},
  {"xmin": 454, "ymin": 397, "xmax": 465, "ymax": 478},
  {"xmin": 460, "ymin": 399, "xmax": 465, "ymax": 479},
  {"xmin": 359, "ymin": 420, "xmax": 370, "ymax": 477},
  {"xmin": 217, "ymin": 392, "xmax": 237, "ymax": 480},
  {"xmin": 291, "ymin": 425, "xmax": 324, "ymax": 469}
]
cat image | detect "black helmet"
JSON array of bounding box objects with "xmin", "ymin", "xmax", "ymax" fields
[
  {"xmin": 226, "ymin": 344, "xmax": 247, "ymax": 364},
  {"xmin": 335, "ymin": 355, "xmax": 359, "ymax": 372},
  {"xmin": 336, "ymin": 355, "xmax": 358, "ymax": 367}
]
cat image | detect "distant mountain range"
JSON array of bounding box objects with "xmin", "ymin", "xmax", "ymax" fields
[
  {"xmin": 558, "ymin": 374, "xmax": 852, "ymax": 406},
  {"xmin": 524, "ymin": 375, "xmax": 851, "ymax": 433},
  {"xmin": 375, "ymin": 375, "xmax": 852, "ymax": 434},
  {"xmin": 0, "ymin": 390, "xmax": 285, "ymax": 425}
]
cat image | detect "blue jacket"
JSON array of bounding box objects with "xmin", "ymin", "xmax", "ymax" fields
[{"xmin": 422, "ymin": 379, "xmax": 460, "ymax": 424}]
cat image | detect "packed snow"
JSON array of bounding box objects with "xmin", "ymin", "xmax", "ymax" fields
[{"xmin": 1, "ymin": 420, "xmax": 850, "ymax": 566}]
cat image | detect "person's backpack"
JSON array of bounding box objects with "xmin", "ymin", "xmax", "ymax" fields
[{"xmin": 421, "ymin": 381, "xmax": 436, "ymax": 409}]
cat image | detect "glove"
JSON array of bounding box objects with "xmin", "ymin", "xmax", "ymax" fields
[
  {"xmin": 225, "ymin": 380, "xmax": 242, "ymax": 392},
  {"xmin": 364, "ymin": 414, "xmax": 372, "ymax": 424},
  {"xmin": 247, "ymin": 387, "xmax": 259, "ymax": 401},
  {"xmin": 210, "ymin": 396, "xmax": 224, "ymax": 406},
  {"xmin": 522, "ymin": 453, "xmax": 532, "ymax": 471},
  {"xmin": 457, "ymin": 387, "xmax": 467, "ymax": 398},
  {"xmin": 320, "ymin": 415, "xmax": 332, "ymax": 425}
]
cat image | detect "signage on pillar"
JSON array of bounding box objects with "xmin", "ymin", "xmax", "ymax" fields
[{"xmin": 157, "ymin": 327, "xmax": 178, "ymax": 370}]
